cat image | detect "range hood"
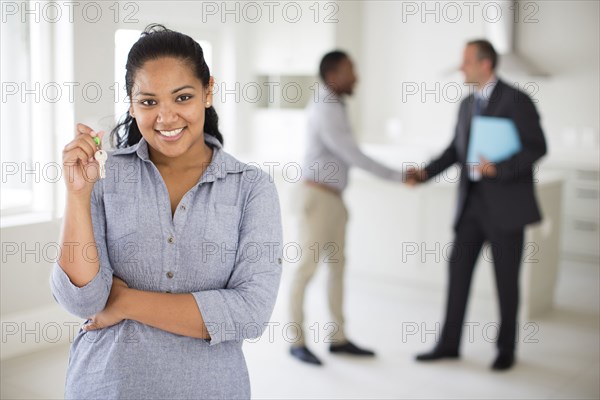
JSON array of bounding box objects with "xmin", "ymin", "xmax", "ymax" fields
[
  {"xmin": 442, "ymin": 0, "xmax": 548, "ymax": 78},
  {"xmin": 484, "ymin": 0, "xmax": 548, "ymax": 77}
]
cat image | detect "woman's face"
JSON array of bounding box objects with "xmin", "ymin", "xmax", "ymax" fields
[{"xmin": 129, "ymin": 57, "xmax": 213, "ymax": 160}]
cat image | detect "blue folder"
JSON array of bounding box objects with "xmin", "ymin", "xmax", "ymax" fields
[{"xmin": 467, "ymin": 116, "xmax": 522, "ymax": 164}]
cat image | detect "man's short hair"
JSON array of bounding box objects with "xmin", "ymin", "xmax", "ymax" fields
[
  {"xmin": 319, "ymin": 50, "xmax": 349, "ymax": 82},
  {"xmin": 467, "ymin": 39, "xmax": 498, "ymax": 70}
]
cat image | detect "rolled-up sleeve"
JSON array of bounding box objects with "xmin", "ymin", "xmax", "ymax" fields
[
  {"xmin": 50, "ymin": 183, "xmax": 113, "ymax": 319},
  {"xmin": 192, "ymin": 171, "xmax": 283, "ymax": 346}
]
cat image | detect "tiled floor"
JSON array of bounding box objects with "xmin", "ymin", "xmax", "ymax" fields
[{"xmin": 2, "ymin": 259, "xmax": 598, "ymax": 399}]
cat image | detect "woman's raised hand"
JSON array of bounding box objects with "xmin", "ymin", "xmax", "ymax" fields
[{"xmin": 62, "ymin": 123, "xmax": 105, "ymax": 196}]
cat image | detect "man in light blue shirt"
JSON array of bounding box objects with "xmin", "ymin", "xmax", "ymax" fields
[{"xmin": 289, "ymin": 50, "xmax": 405, "ymax": 365}]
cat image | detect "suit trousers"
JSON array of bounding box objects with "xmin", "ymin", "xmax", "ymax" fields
[
  {"xmin": 440, "ymin": 182, "xmax": 524, "ymax": 354},
  {"xmin": 289, "ymin": 183, "xmax": 348, "ymax": 346}
]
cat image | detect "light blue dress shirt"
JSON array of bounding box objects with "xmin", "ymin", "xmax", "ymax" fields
[
  {"xmin": 469, "ymin": 76, "xmax": 498, "ymax": 181},
  {"xmin": 302, "ymin": 87, "xmax": 404, "ymax": 192}
]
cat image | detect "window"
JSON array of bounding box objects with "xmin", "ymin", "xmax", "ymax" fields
[
  {"xmin": 1, "ymin": 13, "xmax": 72, "ymax": 225},
  {"xmin": 1, "ymin": 18, "xmax": 33, "ymax": 215}
]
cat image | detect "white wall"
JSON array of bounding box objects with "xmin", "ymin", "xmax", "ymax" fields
[
  {"xmin": 360, "ymin": 0, "xmax": 480, "ymax": 147},
  {"xmin": 517, "ymin": 1, "xmax": 600, "ymax": 150}
]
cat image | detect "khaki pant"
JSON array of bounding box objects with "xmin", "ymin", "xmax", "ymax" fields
[{"xmin": 289, "ymin": 183, "xmax": 348, "ymax": 346}]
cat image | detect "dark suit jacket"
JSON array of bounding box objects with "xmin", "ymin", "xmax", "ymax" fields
[{"xmin": 424, "ymin": 79, "xmax": 547, "ymax": 232}]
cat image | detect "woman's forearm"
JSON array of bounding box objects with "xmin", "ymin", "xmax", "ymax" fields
[
  {"xmin": 58, "ymin": 193, "xmax": 100, "ymax": 287},
  {"xmin": 120, "ymin": 289, "xmax": 210, "ymax": 339}
]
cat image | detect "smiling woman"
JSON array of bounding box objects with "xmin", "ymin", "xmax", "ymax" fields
[
  {"xmin": 127, "ymin": 57, "xmax": 214, "ymax": 163},
  {"xmin": 50, "ymin": 24, "xmax": 283, "ymax": 399}
]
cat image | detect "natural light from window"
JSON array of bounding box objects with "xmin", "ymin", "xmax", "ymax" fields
[{"xmin": 1, "ymin": 19, "xmax": 32, "ymax": 215}]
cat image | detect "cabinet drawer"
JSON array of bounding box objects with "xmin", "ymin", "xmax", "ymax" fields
[
  {"xmin": 561, "ymin": 215, "xmax": 600, "ymax": 257},
  {"xmin": 573, "ymin": 169, "xmax": 600, "ymax": 182},
  {"xmin": 563, "ymin": 185, "xmax": 600, "ymax": 219}
]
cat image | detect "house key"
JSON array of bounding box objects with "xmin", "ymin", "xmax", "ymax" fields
[{"xmin": 93, "ymin": 136, "xmax": 107, "ymax": 179}]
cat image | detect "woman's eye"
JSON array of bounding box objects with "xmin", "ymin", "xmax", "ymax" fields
[
  {"xmin": 177, "ymin": 95, "xmax": 193, "ymax": 102},
  {"xmin": 140, "ymin": 99, "xmax": 156, "ymax": 106}
]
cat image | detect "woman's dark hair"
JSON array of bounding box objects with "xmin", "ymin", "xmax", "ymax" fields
[{"xmin": 111, "ymin": 24, "xmax": 223, "ymax": 148}]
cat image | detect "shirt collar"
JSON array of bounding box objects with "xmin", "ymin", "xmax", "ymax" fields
[
  {"xmin": 476, "ymin": 75, "xmax": 498, "ymax": 101},
  {"xmin": 320, "ymin": 85, "xmax": 346, "ymax": 105},
  {"xmin": 112, "ymin": 133, "xmax": 244, "ymax": 182},
  {"xmin": 198, "ymin": 134, "xmax": 245, "ymax": 183}
]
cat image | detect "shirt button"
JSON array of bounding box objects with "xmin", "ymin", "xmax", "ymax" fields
[
  {"xmin": 277, "ymin": 258, "xmax": 283, "ymax": 265},
  {"xmin": 166, "ymin": 271, "xmax": 174, "ymax": 279},
  {"xmin": 167, "ymin": 236, "xmax": 175, "ymax": 244},
  {"xmin": 180, "ymin": 205, "xmax": 186, "ymax": 211}
]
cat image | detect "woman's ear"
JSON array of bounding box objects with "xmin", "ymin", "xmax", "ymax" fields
[
  {"xmin": 129, "ymin": 104, "xmax": 135, "ymax": 118},
  {"xmin": 205, "ymin": 76, "xmax": 215, "ymax": 108}
]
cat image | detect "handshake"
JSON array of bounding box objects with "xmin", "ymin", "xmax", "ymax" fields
[
  {"xmin": 403, "ymin": 167, "xmax": 428, "ymax": 187},
  {"xmin": 402, "ymin": 156, "xmax": 497, "ymax": 187}
]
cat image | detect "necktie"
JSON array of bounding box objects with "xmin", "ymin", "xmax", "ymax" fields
[
  {"xmin": 469, "ymin": 95, "xmax": 486, "ymax": 181},
  {"xmin": 473, "ymin": 95, "xmax": 486, "ymax": 116}
]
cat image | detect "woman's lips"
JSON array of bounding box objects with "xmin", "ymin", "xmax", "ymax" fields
[{"xmin": 155, "ymin": 127, "xmax": 186, "ymax": 141}]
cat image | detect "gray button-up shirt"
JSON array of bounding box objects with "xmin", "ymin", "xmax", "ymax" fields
[
  {"xmin": 50, "ymin": 134, "xmax": 283, "ymax": 399},
  {"xmin": 302, "ymin": 87, "xmax": 404, "ymax": 192}
]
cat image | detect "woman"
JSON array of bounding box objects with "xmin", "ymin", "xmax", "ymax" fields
[{"xmin": 51, "ymin": 24, "xmax": 283, "ymax": 399}]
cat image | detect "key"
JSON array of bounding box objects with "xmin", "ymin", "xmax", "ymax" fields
[{"xmin": 94, "ymin": 149, "xmax": 107, "ymax": 179}]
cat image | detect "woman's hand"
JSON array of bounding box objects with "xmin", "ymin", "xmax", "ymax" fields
[
  {"xmin": 62, "ymin": 123, "xmax": 105, "ymax": 196},
  {"xmin": 83, "ymin": 276, "xmax": 129, "ymax": 332}
]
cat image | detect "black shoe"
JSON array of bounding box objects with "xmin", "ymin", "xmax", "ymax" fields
[
  {"xmin": 491, "ymin": 352, "xmax": 515, "ymax": 371},
  {"xmin": 415, "ymin": 348, "xmax": 460, "ymax": 361},
  {"xmin": 329, "ymin": 341, "xmax": 375, "ymax": 356},
  {"xmin": 290, "ymin": 346, "xmax": 323, "ymax": 365}
]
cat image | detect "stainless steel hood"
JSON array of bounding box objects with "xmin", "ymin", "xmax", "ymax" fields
[{"xmin": 484, "ymin": 0, "xmax": 548, "ymax": 77}]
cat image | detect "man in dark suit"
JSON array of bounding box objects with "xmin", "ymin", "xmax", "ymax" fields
[{"xmin": 406, "ymin": 39, "xmax": 547, "ymax": 370}]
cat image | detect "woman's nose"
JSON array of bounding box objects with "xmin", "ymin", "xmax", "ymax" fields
[{"xmin": 156, "ymin": 105, "xmax": 178, "ymax": 124}]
